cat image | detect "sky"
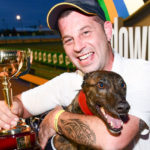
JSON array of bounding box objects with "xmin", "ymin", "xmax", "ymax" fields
[{"xmin": 0, "ymin": 0, "xmax": 63, "ymax": 30}]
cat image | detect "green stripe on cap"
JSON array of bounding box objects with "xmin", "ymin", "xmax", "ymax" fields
[{"xmin": 97, "ymin": 0, "xmax": 110, "ymax": 21}]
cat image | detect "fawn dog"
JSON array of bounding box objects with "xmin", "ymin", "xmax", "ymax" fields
[{"xmin": 53, "ymin": 70, "xmax": 130, "ymax": 150}]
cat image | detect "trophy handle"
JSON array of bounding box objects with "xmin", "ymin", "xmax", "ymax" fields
[
  {"xmin": 1, "ymin": 49, "xmax": 32, "ymax": 109},
  {"xmin": 17, "ymin": 49, "xmax": 32, "ymax": 78},
  {"xmin": 10, "ymin": 60, "xmax": 23, "ymax": 80}
]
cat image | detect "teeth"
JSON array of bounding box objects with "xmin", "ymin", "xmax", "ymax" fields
[
  {"xmin": 101, "ymin": 107, "xmax": 105, "ymax": 115},
  {"xmin": 101, "ymin": 107, "xmax": 108, "ymax": 119},
  {"xmin": 110, "ymin": 121, "xmax": 113, "ymax": 127},
  {"xmin": 79, "ymin": 52, "xmax": 93, "ymax": 60}
]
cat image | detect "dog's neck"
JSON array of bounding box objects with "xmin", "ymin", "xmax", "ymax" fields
[{"xmin": 78, "ymin": 90, "xmax": 93, "ymax": 115}]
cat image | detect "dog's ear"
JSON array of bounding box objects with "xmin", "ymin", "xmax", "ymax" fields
[
  {"xmin": 84, "ymin": 71, "xmax": 95, "ymax": 80},
  {"xmin": 82, "ymin": 73, "xmax": 88, "ymax": 89},
  {"xmin": 82, "ymin": 80, "xmax": 86, "ymax": 89},
  {"xmin": 83, "ymin": 73, "xmax": 90, "ymax": 81},
  {"xmin": 82, "ymin": 72, "xmax": 92, "ymax": 89}
]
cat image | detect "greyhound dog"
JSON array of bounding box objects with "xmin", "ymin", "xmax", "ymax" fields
[{"xmin": 52, "ymin": 70, "xmax": 130, "ymax": 150}]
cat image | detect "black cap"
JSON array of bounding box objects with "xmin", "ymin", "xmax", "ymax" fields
[{"xmin": 47, "ymin": 0, "xmax": 106, "ymax": 31}]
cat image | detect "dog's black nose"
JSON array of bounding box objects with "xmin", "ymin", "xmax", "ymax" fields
[{"xmin": 116, "ymin": 101, "xmax": 130, "ymax": 113}]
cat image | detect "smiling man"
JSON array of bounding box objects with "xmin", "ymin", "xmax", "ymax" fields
[
  {"xmin": 59, "ymin": 11, "xmax": 113, "ymax": 73},
  {"xmin": 37, "ymin": 0, "xmax": 150, "ymax": 149}
]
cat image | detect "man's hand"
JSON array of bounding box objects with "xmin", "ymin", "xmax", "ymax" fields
[
  {"xmin": 38, "ymin": 106, "xmax": 63, "ymax": 149},
  {"xmin": 0, "ymin": 96, "xmax": 23, "ymax": 130}
]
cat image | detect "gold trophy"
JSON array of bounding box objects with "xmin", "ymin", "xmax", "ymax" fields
[{"xmin": 0, "ymin": 50, "xmax": 40, "ymax": 150}]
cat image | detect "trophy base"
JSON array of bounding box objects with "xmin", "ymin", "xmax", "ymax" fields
[{"xmin": 0, "ymin": 120, "xmax": 41, "ymax": 150}]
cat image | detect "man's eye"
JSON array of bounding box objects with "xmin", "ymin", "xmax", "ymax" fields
[
  {"xmin": 83, "ymin": 31, "xmax": 90, "ymax": 35},
  {"xmin": 63, "ymin": 38, "xmax": 72, "ymax": 44}
]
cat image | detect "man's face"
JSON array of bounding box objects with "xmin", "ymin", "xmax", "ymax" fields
[{"xmin": 58, "ymin": 11, "xmax": 112, "ymax": 73}]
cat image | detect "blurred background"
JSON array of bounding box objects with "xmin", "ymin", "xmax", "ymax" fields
[
  {"xmin": 0, "ymin": 0, "xmax": 63, "ymax": 30},
  {"xmin": 0, "ymin": 0, "xmax": 149, "ymax": 96}
]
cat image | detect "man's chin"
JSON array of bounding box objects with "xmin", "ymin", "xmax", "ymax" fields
[{"xmin": 79, "ymin": 66, "xmax": 98, "ymax": 74}]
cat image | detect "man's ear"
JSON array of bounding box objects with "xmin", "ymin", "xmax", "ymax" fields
[{"xmin": 104, "ymin": 21, "xmax": 113, "ymax": 41}]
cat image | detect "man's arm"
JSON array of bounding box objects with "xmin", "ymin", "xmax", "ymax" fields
[
  {"xmin": 57, "ymin": 112, "xmax": 139, "ymax": 150},
  {"xmin": 13, "ymin": 94, "xmax": 33, "ymax": 118},
  {"xmin": 38, "ymin": 106, "xmax": 140, "ymax": 149}
]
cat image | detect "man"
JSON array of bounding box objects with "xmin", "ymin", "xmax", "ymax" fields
[{"xmin": 0, "ymin": 0, "xmax": 150, "ymax": 149}]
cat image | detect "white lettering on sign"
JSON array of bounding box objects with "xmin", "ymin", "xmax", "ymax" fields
[
  {"xmin": 119, "ymin": 27, "xmax": 128, "ymax": 58},
  {"xmin": 111, "ymin": 18, "xmax": 150, "ymax": 61}
]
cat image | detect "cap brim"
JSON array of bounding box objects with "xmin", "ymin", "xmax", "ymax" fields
[{"xmin": 47, "ymin": 2, "xmax": 97, "ymax": 31}]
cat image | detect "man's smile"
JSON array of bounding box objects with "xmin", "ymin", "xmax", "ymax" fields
[{"xmin": 78, "ymin": 52, "xmax": 94, "ymax": 61}]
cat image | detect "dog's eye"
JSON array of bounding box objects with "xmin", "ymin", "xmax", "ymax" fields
[
  {"xmin": 121, "ymin": 82, "xmax": 126, "ymax": 88},
  {"xmin": 97, "ymin": 82, "xmax": 104, "ymax": 88}
]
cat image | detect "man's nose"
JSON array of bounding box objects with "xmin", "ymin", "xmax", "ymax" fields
[{"xmin": 73, "ymin": 37, "xmax": 85, "ymax": 52}]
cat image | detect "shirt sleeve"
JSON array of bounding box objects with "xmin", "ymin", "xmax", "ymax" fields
[{"xmin": 21, "ymin": 72, "xmax": 83, "ymax": 115}]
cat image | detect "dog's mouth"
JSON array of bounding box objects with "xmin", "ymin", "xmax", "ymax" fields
[{"xmin": 96, "ymin": 106, "xmax": 124, "ymax": 134}]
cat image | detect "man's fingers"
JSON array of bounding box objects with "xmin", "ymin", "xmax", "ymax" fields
[
  {"xmin": 38, "ymin": 122, "xmax": 55, "ymax": 149},
  {"xmin": 38, "ymin": 129, "xmax": 48, "ymax": 149},
  {"xmin": 0, "ymin": 107, "xmax": 18, "ymax": 121},
  {"xmin": 0, "ymin": 119, "xmax": 10, "ymax": 130},
  {"xmin": 0, "ymin": 102, "xmax": 19, "ymax": 129},
  {"xmin": 0, "ymin": 113, "xmax": 19, "ymax": 130},
  {"xmin": 39, "ymin": 137, "xmax": 48, "ymax": 150}
]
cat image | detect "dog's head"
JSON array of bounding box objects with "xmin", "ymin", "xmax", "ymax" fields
[{"xmin": 82, "ymin": 70, "xmax": 130, "ymax": 134}]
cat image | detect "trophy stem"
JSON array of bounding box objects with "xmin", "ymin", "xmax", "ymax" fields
[{"xmin": 2, "ymin": 76, "xmax": 13, "ymax": 109}]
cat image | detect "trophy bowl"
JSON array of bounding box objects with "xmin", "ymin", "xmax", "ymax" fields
[{"xmin": 0, "ymin": 50, "xmax": 40, "ymax": 150}]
